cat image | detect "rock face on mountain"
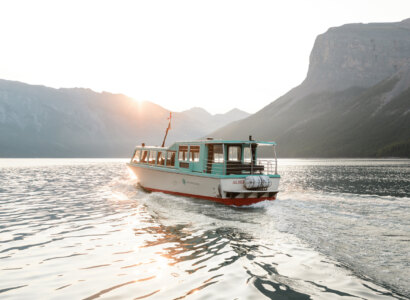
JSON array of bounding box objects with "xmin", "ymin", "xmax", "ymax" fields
[
  {"xmin": 0, "ymin": 80, "xmax": 248, "ymax": 157},
  {"xmin": 305, "ymin": 19, "xmax": 410, "ymax": 92},
  {"xmin": 210, "ymin": 19, "xmax": 410, "ymax": 157}
]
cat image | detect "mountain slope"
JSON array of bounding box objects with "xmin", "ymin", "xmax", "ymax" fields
[
  {"xmin": 180, "ymin": 107, "xmax": 250, "ymax": 136},
  {"xmin": 210, "ymin": 19, "xmax": 410, "ymax": 158},
  {"xmin": 0, "ymin": 80, "xmax": 248, "ymax": 157}
]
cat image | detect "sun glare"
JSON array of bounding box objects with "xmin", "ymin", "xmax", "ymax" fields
[
  {"xmin": 112, "ymin": 192, "xmax": 129, "ymax": 201},
  {"xmin": 128, "ymin": 167, "xmax": 138, "ymax": 180}
]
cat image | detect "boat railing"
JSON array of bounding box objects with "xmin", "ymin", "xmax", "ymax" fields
[
  {"xmin": 205, "ymin": 162, "xmax": 224, "ymax": 174},
  {"xmin": 204, "ymin": 159, "xmax": 277, "ymax": 175},
  {"xmin": 257, "ymin": 159, "xmax": 277, "ymax": 175}
]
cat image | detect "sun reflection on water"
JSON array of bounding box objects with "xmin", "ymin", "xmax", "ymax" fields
[{"xmin": 1, "ymin": 159, "xmax": 407, "ymax": 299}]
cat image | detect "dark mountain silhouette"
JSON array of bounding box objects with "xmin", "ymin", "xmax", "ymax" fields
[{"xmin": 0, "ymin": 79, "xmax": 249, "ymax": 157}]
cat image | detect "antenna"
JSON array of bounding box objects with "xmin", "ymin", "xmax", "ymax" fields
[{"xmin": 161, "ymin": 112, "xmax": 172, "ymax": 147}]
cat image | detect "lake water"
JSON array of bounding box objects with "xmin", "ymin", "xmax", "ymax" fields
[{"xmin": 0, "ymin": 159, "xmax": 409, "ymax": 299}]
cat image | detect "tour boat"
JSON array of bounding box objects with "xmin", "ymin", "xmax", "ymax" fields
[{"xmin": 127, "ymin": 114, "xmax": 280, "ymax": 206}]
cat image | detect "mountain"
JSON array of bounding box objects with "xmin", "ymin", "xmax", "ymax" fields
[
  {"xmin": 213, "ymin": 108, "xmax": 251, "ymax": 128},
  {"xmin": 180, "ymin": 107, "xmax": 250, "ymax": 135},
  {"xmin": 0, "ymin": 79, "xmax": 248, "ymax": 157},
  {"xmin": 210, "ymin": 19, "xmax": 410, "ymax": 158}
]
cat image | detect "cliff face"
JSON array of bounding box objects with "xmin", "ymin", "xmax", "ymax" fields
[
  {"xmin": 210, "ymin": 19, "xmax": 410, "ymax": 157},
  {"xmin": 305, "ymin": 20, "xmax": 410, "ymax": 92}
]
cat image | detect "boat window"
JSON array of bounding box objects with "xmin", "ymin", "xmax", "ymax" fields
[
  {"xmin": 228, "ymin": 145, "xmax": 241, "ymax": 162},
  {"xmin": 190, "ymin": 146, "xmax": 200, "ymax": 162},
  {"xmin": 213, "ymin": 144, "xmax": 224, "ymax": 163},
  {"xmin": 178, "ymin": 145, "xmax": 188, "ymax": 161},
  {"xmin": 244, "ymin": 147, "xmax": 251, "ymax": 163},
  {"xmin": 132, "ymin": 150, "xmax": 141, "ymax": 163},
  {"xmin": 157, "ymin": 151, "xmax": 165, "ymax": 166},
  {"xmin": 141, "ymin": 150, "xmax": 148, "ymax": 163},
  {"xmin": 166, "ymin": 151, "xmax": 176, "ymax": 167},
  {"xmin": 148, "ymin": 151, "xmax": 157, "ymax": 164}
]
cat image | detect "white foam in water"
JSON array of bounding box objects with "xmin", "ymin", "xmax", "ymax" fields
[
  {"xmin": 264, "ymin": 190, "xmax": 410, "ymax": 295},
  {"xmin": 145, "ymin": 189, "xmax": 405, "ymax": 299}
]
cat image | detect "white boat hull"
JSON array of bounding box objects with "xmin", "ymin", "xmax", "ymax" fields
[{"xmin": 127, "ymin": 163, "xmax": 279, "ymax": 206}]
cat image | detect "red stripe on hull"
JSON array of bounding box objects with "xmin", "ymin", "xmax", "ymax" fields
[{"xmin": 141, "ymin": 186, "xmax": 276, "ymax": 206}]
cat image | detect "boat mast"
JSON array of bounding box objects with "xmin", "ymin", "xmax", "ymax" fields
[{"xmin": 161, "ymin": 112, "xmax": 172, "ymax": 147}]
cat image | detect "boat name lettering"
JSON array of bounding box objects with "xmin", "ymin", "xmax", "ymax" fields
[{"xmin": 233, "ymin": 180, "xmax": 245, "ymax": 184}]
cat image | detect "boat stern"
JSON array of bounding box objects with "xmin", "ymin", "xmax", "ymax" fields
[{"xmin": 219, "ymin": 175, "xmax": 280, "ymax": 202}]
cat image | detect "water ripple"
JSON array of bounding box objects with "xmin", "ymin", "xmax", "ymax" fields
[{"xmin": 0, "ymin": 159, "xmax": 408, "ymax": 299}]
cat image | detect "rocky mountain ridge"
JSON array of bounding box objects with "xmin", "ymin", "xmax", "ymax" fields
[
  {"xmin": 210, "ymin": 19, "xmax": 410, "ymax": 157},
  {"xmin": 305, "ymin": 18, "xmax": 410, "ymax": 92}
]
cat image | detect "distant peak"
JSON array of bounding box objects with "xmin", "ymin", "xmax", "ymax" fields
[
  {"xmin": 188, "ymin": 107, "xmax": 209, "ymax": 113},
  {"xmin": 181, "ymin": 107, "xmax": 212, "ymax": 117},
  {"xmin": 223, "ymin": 108, "xmax": 250, "ymax": 117},
  {"xmin": 226, "ymin": 108, "xmax": 249, "ymax": 114}
]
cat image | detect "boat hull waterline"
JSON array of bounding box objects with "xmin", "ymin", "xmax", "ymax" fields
[{"xmin": 128, "ymin": 164, "xmax": 280, "ymax": 206}]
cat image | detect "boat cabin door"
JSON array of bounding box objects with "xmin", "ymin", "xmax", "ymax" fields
[{"xmin": 205, "ymin": 144, "xmax": 224, "ymax": 174}]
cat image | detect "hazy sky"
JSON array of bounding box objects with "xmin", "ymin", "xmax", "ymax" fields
[{"xmin": 1, "ymin": 1, "xmax": 409, "ymax": 114}]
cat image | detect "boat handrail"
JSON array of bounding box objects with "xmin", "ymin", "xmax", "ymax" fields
[{"xmin": 204, "ymin": 159, "xmax": 276, "ymax": 175}]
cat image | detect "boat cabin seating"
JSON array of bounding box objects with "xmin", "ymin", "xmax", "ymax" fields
[{"xmin": 225, "ymin": 161, "xmax": 264, "ymax": 175}]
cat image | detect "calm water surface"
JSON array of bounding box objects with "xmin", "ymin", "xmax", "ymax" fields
[{"xmin": 0, "ymin": 158, "xmax": 409, "ymax": 299}]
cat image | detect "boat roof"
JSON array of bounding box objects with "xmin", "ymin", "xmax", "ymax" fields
[
  {"xmin": 134, "ymin": 139, "xmax": 276, "ymax": 150},
  {"xmin": 172, "ymin": 139, "xmax": 277, "ymax": 146}
]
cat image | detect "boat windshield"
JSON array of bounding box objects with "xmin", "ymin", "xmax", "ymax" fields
[
  {"xmin": 243, "ymin": 147, "xmax": 251, "ymax": 163},
  {"xmin": 157, "ymin": 151, "xmax": 165, "ymax": 166},
  {"xmin": 141, "ymin": 150, "xmax": 148, "ymax": 163},
  {"xmin": 227, "ymin": 145, "xmax": 241, "ymax": 162},
  {"xmin": 166, "ymin": 151, "xmax": 176, "ymax": 167},
  {"xmin": 190, "ymin": 146, "xmax": 200, "ymax": 162},
  {"xmin": 213, "ymin": 145, "xmax": 224, "ymax": 163},
  {"xmin": 132, "ymin": 150, "xmax": 141, "ymax": 163}
]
